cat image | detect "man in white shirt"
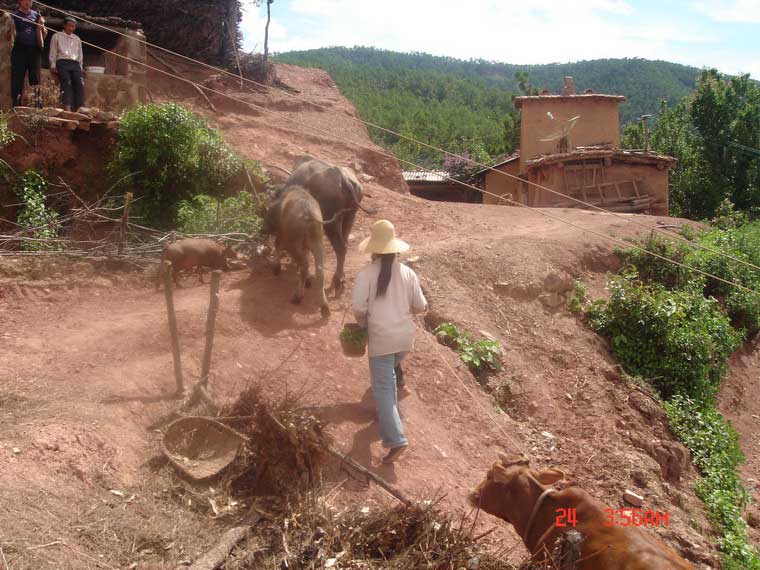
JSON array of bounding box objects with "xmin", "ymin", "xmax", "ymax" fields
[{"xmin": 49, "ymin": 16, "xmax": 85, "ymax": 111}]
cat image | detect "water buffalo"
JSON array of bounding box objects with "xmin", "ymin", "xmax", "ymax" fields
[
  {"xmin": 156, "ymin": 238, "xmax": 236, "ymax": 290},
  {"xmin": 262, "ymin": 185, "xmax": 330, "ymax": 318},
  {"xmin": 284, "ymin": 157, "xmax": 375, "ymax": 295}
]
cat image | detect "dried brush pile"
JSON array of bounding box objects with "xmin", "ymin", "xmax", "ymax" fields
[
  {"xmin": 236, "ymin": 52, "xmax": 275, "ymax": 84},
  {"xmin": 222, "ymin": 385, "xmax": 328, "ymax": 498},
  {"xmin": 228, "ymin": 493, "xmax": 518, "ymax": 570}
]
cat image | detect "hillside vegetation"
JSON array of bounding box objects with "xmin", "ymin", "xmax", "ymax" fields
[{"xmin": 276, "ymin": 47, "xmax": 702, "ymax": 167}]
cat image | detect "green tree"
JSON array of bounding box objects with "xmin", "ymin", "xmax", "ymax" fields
[
  {"xmin": 110, "ymin": 103, "xmax": 243, "ymax": 228},
  {"xmin": 622, "ymin": 70, "xmax": 760, "ymax": 219}
]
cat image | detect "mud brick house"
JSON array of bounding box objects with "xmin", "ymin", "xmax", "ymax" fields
[
  {"xmin": 403, "ymin": 170, "xmax": 482, "ymax": 203},
  {"xmin": 480, "ymin": 77, "xmax": 676, "ymax": 215},
  {"xmin": 0, "ymin": 7, "xmax": 148, "ymax": 111}
]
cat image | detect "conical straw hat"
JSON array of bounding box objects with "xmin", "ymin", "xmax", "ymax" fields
[{"xmin": 358, "ymin": 220, "xmax": 410, "ymax": 255}]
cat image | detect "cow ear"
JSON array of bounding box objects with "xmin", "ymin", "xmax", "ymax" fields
[
  {"xmin": 499, "ymin": 453, "xmax": 530, "ymax": 467},
  {"xmin": 533, "ymin": 468, "xmax": 565, "ymax": 485},
  {"xmin": 491, "ymin": 464, "xmax": 512, "ymax": 484}
]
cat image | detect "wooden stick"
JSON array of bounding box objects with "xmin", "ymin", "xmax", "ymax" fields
[
  {"xmin": 117, "ymin": 192, "xmax": 133, "ymax": 256},
  {"xmin": 200, "ymin": 270, "xmax": 222, "ymax": 385},
  {"xmin": 188, "ymin": 525, "xmax": 251, "ymax": 570},
  {"xmin": 227, "ymin": 17, "xmax": 244, "ymax": 89},
  {"xmin": 148, "ymin": 51, "xmax": 217, "ymax": 112},
  {"xmin": 325, "ymin": 444, "xmax": 412, "ymax": 506},
  {"xmin": 162, "ymin": 261, "xmax": 184, "ymax": 396}
]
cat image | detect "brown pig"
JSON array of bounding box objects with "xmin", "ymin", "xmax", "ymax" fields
[{"xmin": 156, "ymin": 238, "xmax": 236, "ymax": 290}]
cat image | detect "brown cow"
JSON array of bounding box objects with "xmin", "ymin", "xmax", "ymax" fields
[
  {"xmin": 156, "ymin": 238, "xmax": 235, "ymax": 290},
  {"xmin": 261, "ymin": 185, "xmax": 330, "ymax": 318},
  {"xmin": 469, "ymin": 456, "xmax": 692, "ymax": 570}
]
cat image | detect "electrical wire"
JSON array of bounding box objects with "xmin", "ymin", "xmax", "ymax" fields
[
  {"xmin": 4, "ymin": 7, "xmax": 760, "ymax": 298},
  {"xmin": 26, "ymin": 1, "xmax": 760, "ymax": 276}
]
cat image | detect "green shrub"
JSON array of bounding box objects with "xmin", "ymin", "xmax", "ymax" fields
[
  {"xmin": 712, "ymin": 198, "xmax": 750, "ymax": 230},
  {"xmin": 619, "ymin": 226, "xmax": 760, "ymax": 335},
  {"xmin": 110, "ymin": 103, "xmax": 243, "ymax": 229},
  {"xmin": 14, "ymin": 171, "xmax": 60, "ymax": 251},
  {"xmin": 567, "ymin": 280, "xmax": 588, "ymax": 314},
  {"xmin": 177, "ymin": 192, "xmax": 262, "ymax": 236},
  {"xmin": 664, "ymin": 396, "xmax": 759, "ymax": 569},
  {"xmin": 589, "ymin": 272, "xmax": 741, "ymax": 400},
  {"xmin": 433, "ymin": 322, "xmax": 503, "ymax": 374},
  {"xmin": 0, "ymin": 114, "xmax": 15, "ymax": 148},
  {"xmin": 615, "ymin": 235, "xmax": 693, "ymax": 289}
]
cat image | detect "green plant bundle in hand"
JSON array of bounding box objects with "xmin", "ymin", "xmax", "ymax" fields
[{"xmin": 340, "ymin": 325, "xmax": 368, "ymax": 344}]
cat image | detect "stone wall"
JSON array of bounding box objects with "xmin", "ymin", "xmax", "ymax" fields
[{"xmin": 0, "ymin": 15, "xmax": 147, "ymax": 112}]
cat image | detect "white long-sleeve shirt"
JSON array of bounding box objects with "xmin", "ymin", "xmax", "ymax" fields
[
  {"xmin": 49, "ymin": 31, "xmax": 83, "ymax": 67},
  {"xmin": 352, "ymin": 259, "xmax": 428, "ymax": 357}
]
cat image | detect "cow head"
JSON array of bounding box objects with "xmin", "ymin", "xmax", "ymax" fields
[
  {"xmin": 468, "ymin": 455, "xmax": 565, "ymax": 526},
  {"xmin": 261, "ymin": 194, "xmax": 283, "ymax": 236}
]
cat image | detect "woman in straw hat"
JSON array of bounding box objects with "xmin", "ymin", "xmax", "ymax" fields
[{"xmin": 352, "ymin": 220, "xmax": 428, "ymax": 464}]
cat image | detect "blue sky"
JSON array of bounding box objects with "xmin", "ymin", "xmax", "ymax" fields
[{"xmin": 240, "ymin": 0, "xmax": 760, "ymax": 77}]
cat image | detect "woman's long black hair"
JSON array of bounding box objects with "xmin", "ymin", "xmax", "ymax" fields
[{"xmin": 374, "ymin": 253, "xmax": 396, "ymax": 298}]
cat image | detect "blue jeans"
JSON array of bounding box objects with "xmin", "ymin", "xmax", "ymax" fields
[{"xmin": 368, "ymin": 352, "xmax": 408, "ymax": 449}]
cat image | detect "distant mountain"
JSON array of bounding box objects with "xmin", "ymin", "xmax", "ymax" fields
[{"xmin": 275, "ymin": 47, "xmax": 703, "ymax": 166}]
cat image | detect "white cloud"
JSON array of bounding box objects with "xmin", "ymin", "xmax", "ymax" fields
[
  {"xmin": 241, "ymin": 0, "xmax": 716, "ymax": 66},
  {"xmin": 695, "ymin": 0, "xmax": 760, "ymax": 23},
  {"xmin": 240, "ymin": 3, "xmax": 290, "ymax": 52}
]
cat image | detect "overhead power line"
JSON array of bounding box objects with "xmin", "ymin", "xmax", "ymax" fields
[
  {"xmin": 4, "ymin": 7, "xmax": 760, "ymax": 299},
  {"xmin": 27, "ymin": 1, "xmax": 760, "ymax": 276}
]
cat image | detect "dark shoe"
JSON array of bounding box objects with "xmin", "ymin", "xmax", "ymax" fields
[
  {"xmin": 395, "ymin": 365, "xmax": 405, "ymax": 388},
  {"xmin": 382, "ymin": 445, "xmax": 408, "ymax": 464}
]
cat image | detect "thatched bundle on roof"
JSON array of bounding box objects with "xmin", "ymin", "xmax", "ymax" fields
[{"xmin": 14, "ymin": 0, "xmax": 242, "ymax": 65}]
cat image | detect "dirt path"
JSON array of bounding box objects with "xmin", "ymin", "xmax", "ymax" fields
[
  {"xmin": 0, "ymin": 59, "xmax": 745, "ymax": 568},
  {"xmin": 0, "ymin": 199, "xmax": 722, "ymax": 568}
]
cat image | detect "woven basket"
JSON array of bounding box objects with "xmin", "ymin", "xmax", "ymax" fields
[
  {"xmin": 161, "ymin": 417, "xmax": 244, "ymax": 481},
  {"xmin": 340, "ymin": 323, "xmax": 368, "ymax": 357}
]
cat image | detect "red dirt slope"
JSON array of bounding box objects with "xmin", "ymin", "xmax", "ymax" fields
[{"xmin": 0, "ymin": 60, "xmax": 736, "ymax": 569}]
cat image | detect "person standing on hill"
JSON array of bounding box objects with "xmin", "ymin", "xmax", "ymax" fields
[
  {"xmin": 49, "ymin": 16, "xmax": 86, "ymax": 112},
  {"xmin": 352, "ymin": 220, "xmax": 428, "ymax": 464},
  {"xmin": 7, "ymin": 0, "xmax": 46, "ymax": 107}
]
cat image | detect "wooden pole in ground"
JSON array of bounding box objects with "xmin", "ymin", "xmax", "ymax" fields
[
  {"xmin": 117, "ymin": 192, "xmax": 133, "ymax": 256},
  {"xmin": 162, "ymin": 260, "xmax": 184, "ymax": 396},
  {"xmin": 200, "ymin": 270, "xmax": 222, "ymax": 386}
]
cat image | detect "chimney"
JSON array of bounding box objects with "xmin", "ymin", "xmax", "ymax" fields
[{"xmin": 562, "ymin": 77, "xmax": 576, "ymax": 96}]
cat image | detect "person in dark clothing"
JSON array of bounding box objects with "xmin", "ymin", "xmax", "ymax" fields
[
  {"xmin": 7, "ymin": 0, "xmax": 46, "ymax": 107},
  {"xmin": 49, "ymin": 16, "xmax": 86, "ymax": 111}
]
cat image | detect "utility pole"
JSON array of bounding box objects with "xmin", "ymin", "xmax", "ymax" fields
[
  {"xmin": 640, "ymin": 114, "xmax": 652, "ymax": 152},
  {"xmin": 263, "ymin": 0, "xmax": 274, "ymax": 77}
]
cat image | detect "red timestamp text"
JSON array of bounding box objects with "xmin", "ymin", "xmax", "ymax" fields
[{"xmin": 555, "ymin": 508, "xmax": 669, "ymax": 528}]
